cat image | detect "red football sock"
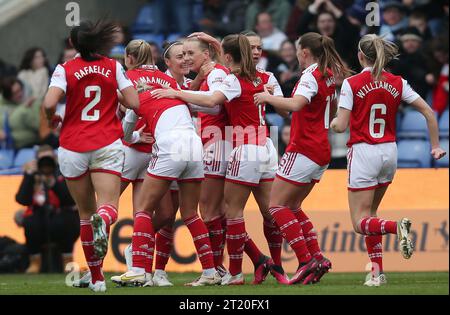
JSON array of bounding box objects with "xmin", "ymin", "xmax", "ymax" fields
[
  {"xmin": 205, "ymin": 216, "xmax": 225, "ymax": 268},
  {"xmin": 293, "ymin": 208, "xmax": 324, "ymax": 261},
  {"xmin": 270, "ymin": 206, "xmax": 311, "ymax": 264},
  {"xmin": 220, "ymin": 216, "xmax": 227, "ymax": 263},
  {"xmin": 97, "ymin": 204, "xmax": 118, "ymax": 235},
  {"xmin": 244, "ymin": 235, "xmax": 264, "ymax": 266},
  {"xmin": 132, "ymin": 211, "xmax": 155, "ymax": 273},
  {"xmin": 227, "ymin": 218, "xmax": 247, "ymax": 276},
  {"xmin": 263, "ymin": 218, "xmax": 283, "ymax": 266},
  {"xmin": 184, "ymin": 215, "xmax": 215, "ymax": 270},
  {"xmin": 80, "ymin": 220, "xmax": 104, "ymax": 283},
  {"xmin": 154, "ymin": 226, "xmax": 173, "ymax": 271},
  {"xmin": 359, "ymin": 217, "xmax": 397, "ymax": 235},
  {"xmin": 365, "ymin": 235, "xmax": 383, "ymax": 274}
]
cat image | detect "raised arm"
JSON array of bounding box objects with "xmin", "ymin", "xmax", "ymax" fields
[
  {"xmin": 254, "ymin": 90, "xmax": 309, "ymax": 112},
  {"xmin": 152, "ymin": 88, "xmax": 227, "ymax": 108},
  {"xmin": 409, "ymin": 97, "xmax": 446, "ymax": 159}
]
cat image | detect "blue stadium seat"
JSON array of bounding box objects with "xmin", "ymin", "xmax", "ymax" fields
[
  {"xmin": 439, "ymin": 109, "xmax": 449, "ymax": 139},
  {"xmin": 398, "ymin": 111, "xmax": 429, "ymax": 140},
  {"xmin": 13, "ymin": 148, "xmax": 36, "ymax": 168},
  {"xmin": 397, "ymin": 140, "xmax": 431, "ymax": 168},
  {"xmin": 133, "ymin": 33, "xmax": 164, "ymax": 49},
  {"xmin": 132, "ymin": 4, "xmax": 156, "ymax": 33},
  {"xmin": 0, "ymin": 149, "xmax": 14, "ymax": 170},
  {"xmin": 166, "ymin": 33, "xmax": 182, "ymax": 43},
  {"xmin": 435, "ymin": 139, "xmax": 449, "ymax": 168}
]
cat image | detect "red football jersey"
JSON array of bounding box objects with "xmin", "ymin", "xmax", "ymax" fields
[
  {"xmin": 53, "ymin": 55, "xmax": 130, "ymax": 152},
  {"xmin": 342, "ymin": 70, "xmax": 404, "ymax": 147},
  {"xmin": 287, "ymin": 65, "xmax": 336, "ymax": 166},
  {"xmin": 197, "ymin": 64, "xmax": 230, "ymax": 145},
  {"xmin": 223, "ymin": 70, "xmax": 271, "ymax": 147},
  {"xmin": 137, "ymin": 92, "xmax": 188, "ymax": 136},
  {"xmin": 124, "ymin": 66, "xmax": 178, "ymax": 153}
]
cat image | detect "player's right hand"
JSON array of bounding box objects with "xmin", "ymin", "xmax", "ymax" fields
[
  {"xmin": 431, "ymin": 147, "xmax": 447, "ymax": 160},
  {"xmin": 137, "ymin": 125, "xmax": 155, "ymax": 145},
  {"xmin": 49, "ymin": 115, "xmax": 62, "ymax": 129}
]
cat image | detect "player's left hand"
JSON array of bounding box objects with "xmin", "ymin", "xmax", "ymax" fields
[
  {"xmin": 431, "ymin": 147, "xmax": 447, "ymax": 160},
  {"xmin": 151, "ymin": 88, "xmax": 177, "ymax": 100}
]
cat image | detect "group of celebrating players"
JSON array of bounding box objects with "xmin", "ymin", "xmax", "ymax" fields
[{"xmin": 42, "ymin": 19, "xmax": 446, "ymax": 292}]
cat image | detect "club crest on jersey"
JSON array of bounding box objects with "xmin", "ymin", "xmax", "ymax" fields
[{"xmin": 253, "ymin": 77, "xmax": 262, "ymax": 87}]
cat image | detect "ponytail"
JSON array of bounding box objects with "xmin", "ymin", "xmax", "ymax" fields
[
  {"xmin": 70, "ymin": 19, "xmax": 119, "ymax": 61},
  {"xmin": 319, "ymin": 35, "xmax": 351, "ymax": 78},
  {"xmin": 298, "ymin": 32, "xmax": 351, "ymax": 78},
  {"xmin": 126, "ymin": 39, "xmax": 154, "ymax": 69},
  {"xmin": 358, "ymin": 34, "xmax": 399, "ymax": 81},
  {"xmin": 222, "ymin": 34, "xmax": 256, "ymax": 81}
]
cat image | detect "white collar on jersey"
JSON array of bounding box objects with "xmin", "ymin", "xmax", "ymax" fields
[
  {"xmin": 302, "ymin": 63, "xmax": 318, "ymax": 74},
  {"xmin": 361, "ymin": 67, "xmax": 387, "ymax": 73},
  {"xmin": 140, "ymin": 64, "xmax": 158, "ymax": 70},
  {"xmin": 165, "ymin": 69, "xmax": 189, "ymax": 87}
]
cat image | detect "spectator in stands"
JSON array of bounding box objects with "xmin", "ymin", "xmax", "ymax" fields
[
  {"xmin": 0, "ymin": 59, "xmax": 17, "ymax": 82},
  {"xmin": 18, "ymin": 48, "xmax": 50, "ymax": 100},
  {"xmin": 57, "ymin": 45, "xmax": 77, "ymax": 65},
  {"xmin": 0, "ymin": 77, "xmax": 22, "ymax": 144},
  {"xmin": 255, "ymin": 12, "xmax": 288, "ymax": 52},
  {"xmin": 151, "ymin": 0, "xmax": 195, "ymax": 36},
  {"xmin": 278, "ymin": 119, "xmax": 291, "ymax": 158},
  {"xmin": 246, "ymin": 0, "xmax": 292, "ymax": 32},
  {"xmin": 199, "ymin": 0, "xmax": 247, "ymax": 37},
  {"xmin": 391, "ymin": 27, "xmax": 433, "ymax": 101},
  {"xmin": 296, "ymin": 0, "xmax": 360, "ymax": 70},
  {"xmin": 1, "ymin": 77, "xmax": 41, "ymax": 150},
  {"xmin": 15, "ymin": 145, "xmax": 78, "ymax": 274},
  {"xmin": 428, "ymin": 36, "xmax": 449, "ymax": 115},
  {"xmin": 276, "ymin": 39, "xmax": 300, "ymax": 96},
  {"xmin": 378, "ymin": 1, "xmax": 409, "ymax": 42},
  {"xmin": 409, "ymin": 10, "xmax": 433, "ymax": 42},
  {"xmin": 285, "ymin": 0, "xmax": 314, "ymax": 41},
  {"xmin": 148, "ymin": 41, "xmax": 166, "ymax": 71}
]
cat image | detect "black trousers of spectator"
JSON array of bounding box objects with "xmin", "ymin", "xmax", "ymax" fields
[{"xmin": 23, "ymin": 209, "xmax": 80, "ymax": 256}]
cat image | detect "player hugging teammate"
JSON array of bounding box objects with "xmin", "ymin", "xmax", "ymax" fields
[{"xmin": 43, "ymin": 19, "xmax": 446, "ymax": 292}]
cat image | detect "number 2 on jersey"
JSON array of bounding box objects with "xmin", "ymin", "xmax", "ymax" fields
[
  {"xmin": 81, "ymin": 86, "xmax": 101, "ymax": 121},
  {"xmin": 369, "ymin": 103, "xmax": 386, "ymax": 139}
]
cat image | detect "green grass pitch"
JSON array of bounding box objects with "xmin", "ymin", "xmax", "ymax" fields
[{"xmin": 0, "ymin": 272, "xmax": 448, "ymax": 295}]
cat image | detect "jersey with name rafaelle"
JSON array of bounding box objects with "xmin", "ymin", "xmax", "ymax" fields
[{"xmin": 49, "ymin": 55, "xmax": 132, "ymax": 152}]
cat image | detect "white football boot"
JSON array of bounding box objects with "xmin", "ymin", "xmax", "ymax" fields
[
  {"xmin": 364, "ymin": 273, "xmax": 387, "ymax": 287},
  {"xmin": 90, "ymin": 213, "xmax": 108, "ymax": 259},
  {"xmin": 124, "ymin": 244, "xmax": 132, "ymax": 270},
  {"xmin": 153, "ymin": 270, "xmax": 174, "ymax": 287},
  {"xmin": 397, "ymin": 218, "xmax": 414, "ymax": 259},
  {"xmin": 111, "ymin": 269, "xmax": 149, "ymax": 287},
  {"xmin": 143, "ymin": 273, "xmax": 154, "ymax": 287},
  {"xmin": 89, "ymin": 280, "xmax": 107, "ymax": 293},
  {"xmin": 73, "ymin": 271, "xmax": 91, "ymax": 288},
  {"xmin": 186, "ymin": 271, "xmax": 222, "ymax": 287},
  {"xmin": 221, "ymin": 272, "xmax": 245, "ymax": 286}
]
